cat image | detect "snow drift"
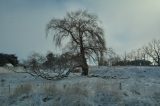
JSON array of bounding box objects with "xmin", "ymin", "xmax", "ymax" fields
[{"xmin": 0, "ymin": 66, "xmax": 160, "ymax": 106}]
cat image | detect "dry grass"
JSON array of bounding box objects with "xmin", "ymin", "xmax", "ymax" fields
[
  {"xmin": 66, "ymin": 85, "xmax": 88, "ymax": 97},
  {"xmin": 44, "ymin": 84, "xmax": 58, "ymax": 96},
  {"xmin": 11, "ymin": 83, "xmax": 32, "ymax": 97},
  {"xmin": 152, "ymin": 92, "xmax": 160, "ymax": 104}
]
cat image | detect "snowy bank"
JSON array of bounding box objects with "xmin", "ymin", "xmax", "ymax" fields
[{"xmin": 0, "ymin": 66, "xmax": 160, "ymax": 106}]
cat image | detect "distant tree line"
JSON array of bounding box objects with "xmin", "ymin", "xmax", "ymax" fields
[
  {"xmin": 112, "ymin": 60, "xmax": 152, "ymax": 66},
  {"xmin": 104, "ymin": 39, "xmax": 160, "ymax": 66},
  {"xmin": 0, "ymin": 53, "xmax": 19, "ymax": 66}
]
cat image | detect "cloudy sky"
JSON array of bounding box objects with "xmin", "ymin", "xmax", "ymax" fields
[{"xmin": 1, "ymin": 0, "xmax": 160, "ymax": 60}]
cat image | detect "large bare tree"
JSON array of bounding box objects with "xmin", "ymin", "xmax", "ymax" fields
[
  {"xmin": 46, "ymin": 10, "xmax": 106, "ymax": 75},
  {"xmin": 143, "ymin": 39, "xmax": 160, "ymax": 66}
]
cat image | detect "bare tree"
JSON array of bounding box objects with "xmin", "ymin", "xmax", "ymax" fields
[
  {"xmin": 126, "ymin": 50, "xmax": 134, "ymax": 61},
  {"xmin": 127, "ymin": 48, "xmax": 147, "ymax": 61},
  {"xmin": 46, "ymin": 10, "xmax": 106, "ymax": 75},
  {"xmin": 25, "ymin": 52, "xmax": 46, "ymax": 69},
  {"xmin": 143, "ymin": 39, "xmax": 160, "ymax": 66},
  {"xmin": 105, "ymin": 48, "xmax": 120, "ymax": 66},
  {"xmin": 139, "ymin": 48, "xmax": 148, "ymax": 60}
]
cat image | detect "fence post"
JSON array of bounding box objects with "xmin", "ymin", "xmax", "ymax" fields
[{"xmin": 9, "ymin": 84, "xmax": 10, "ymax": 95}]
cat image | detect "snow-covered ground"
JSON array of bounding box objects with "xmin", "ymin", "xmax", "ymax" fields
[{"xmin": 0, "ymin": 66, "xmax": 160, "ymax": 106}]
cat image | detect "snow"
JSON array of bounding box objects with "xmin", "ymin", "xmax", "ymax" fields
[{"xmin": 0, "ymin": 66, "xmax": 160, "ymax": 106}]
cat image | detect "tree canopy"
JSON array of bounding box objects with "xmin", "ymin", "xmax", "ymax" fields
[{"xmin": 46, "ymin": 10, "xmax": 106, "ymax": 75}]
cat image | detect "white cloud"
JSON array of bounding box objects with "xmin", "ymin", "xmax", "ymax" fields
[{"xmin": 84, "ymin": 0, "xmax": 160, "ymax": 54}]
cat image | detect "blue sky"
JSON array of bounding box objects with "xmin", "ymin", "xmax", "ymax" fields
[{"xmin": 0, "ymin": 0, "xmax": 160, "ymax": 60}]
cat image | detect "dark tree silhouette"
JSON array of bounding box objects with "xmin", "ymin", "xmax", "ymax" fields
[
  {"xmin": 0, "ymin": 53, "xmax": 19, "ymax": 66},
  {"xmin": 143, "ymin": 39, "xmax": 160, "ymax": 66},
  {"xmin": 43, "ymin": 52, "xmax": 55, "ymax": 69},
  {"xmin": 46, "ymin": 10, "xmax": 106, "ymax": 75}
]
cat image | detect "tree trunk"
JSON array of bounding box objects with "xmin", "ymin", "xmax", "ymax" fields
[
  {"xmin": 80, "ymin": 47, "xmax": 88, "ymax": 76},
  {"xmin": 158, "ymin": 57, "xmax": 160, "ymax": 66},
  {"xmin": 81, "ymin": 62, "xmax": 88, "ymax": 76},
  {"xmin": 79, "ymin": 35, "xmax": 88, "ymax": 76},
  {"xmin": 98, "ymin": 51, "xmax": 104, "ymax": 66}
]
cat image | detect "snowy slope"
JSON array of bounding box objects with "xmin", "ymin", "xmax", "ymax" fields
[{"xmin": 0, "ymin": 66, "xmax": 160, "ymax": 106}]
